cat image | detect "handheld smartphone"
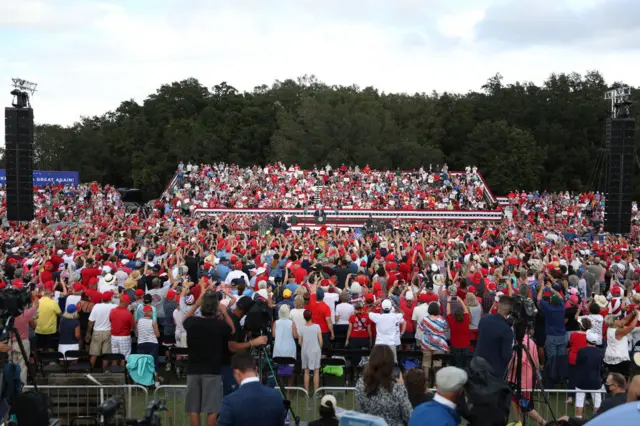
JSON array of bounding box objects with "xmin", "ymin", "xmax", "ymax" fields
[{"xmin": 392, "ymin": 366, "xmax": 401, "ymax": 380}]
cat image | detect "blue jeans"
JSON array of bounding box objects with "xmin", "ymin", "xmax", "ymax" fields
[
  {"xmin": 451, "ymin": 347, "xmax": 470, "ymax": 369},
  {"xmin": 137, "ymin": 342, "xmax": 159, "ymax": 371},
  {"xmin": 545, "ymin": 335, "xmax": 567, "ymax": 358}
]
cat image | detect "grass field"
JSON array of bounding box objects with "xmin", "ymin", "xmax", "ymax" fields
[{"xmin": 40, "ymin": 370, "xmax": 600, "ymax": 426}]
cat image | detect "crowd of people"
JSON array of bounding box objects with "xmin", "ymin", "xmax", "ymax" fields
[
  {"xmin": 164, "ymin": 162, "xmax": 493, "ymax": 212},
  {"xmin": 0, "ymin": 166, "xmax": 640, "ymax": 426}
]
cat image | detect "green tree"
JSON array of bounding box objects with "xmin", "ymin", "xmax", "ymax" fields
[
  {"xmin": 465, "ymin": 120, "xmax": 545, "ymax": 192},
  {"xmin": 16, "ymin": 71, "xmax": 637, "ymax": 200}
]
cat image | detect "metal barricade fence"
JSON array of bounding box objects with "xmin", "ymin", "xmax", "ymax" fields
[
  {"xmin": 153, "ymin": 385, "xmax": 311, "ymax": 426},
  {"xmin": 519, "ymin": 388, "xmax": 607, "ymax": 423},
  {"xmin": 21, "ymin": 384, "xmax": 602, "ymax": 425},
  {"xmin": 23, "ymin": 385, "xmax": 149, "ymax": 425},
  {"xmin": 313, "ymin": 387, "xmax": 357, "ymax": 418}
]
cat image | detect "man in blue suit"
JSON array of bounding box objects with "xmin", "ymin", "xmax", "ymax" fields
[
  {"xmin": 474, "ymin": 296, "xmax": 514, "ymax": 379},
  {"xmin": 218, "ymin": 351, "xmax": 285, "ymax": 426}
]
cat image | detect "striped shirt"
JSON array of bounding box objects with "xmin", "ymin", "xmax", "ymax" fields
[
  {"xmin": 137, "ymin": 318, "xmax": 157, "ymax": 344},
  {"xmin": 419, "ymin": 315, "xmax": 450, "ymax": 352}
]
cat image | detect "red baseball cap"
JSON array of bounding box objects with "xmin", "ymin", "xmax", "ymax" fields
[
  {"xmin": 135, "ymin": 289, "xmax": 144, "ymax": 297},
  {"xmin": 365, "ymin": 294, "xmax": 374, "ymax": 303},
  {"xmin": 102, "ymin": 291, "xmax": 114, "ymax": 302},
  {"xmin": 166, "ymin": 289, "xmax": 177, "ymax": 300},
  {"xmin": 120, "ymin": 294, "xmax": 131, "ymax": 304},
  {"xmin": 143, "ymin": 305, "xmax": 153, "ymax": 313}
]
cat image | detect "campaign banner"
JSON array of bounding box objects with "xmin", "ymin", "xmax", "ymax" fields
[{"xmin": 0, "ymin": 170, "xmax": 79, "ymax": 187}]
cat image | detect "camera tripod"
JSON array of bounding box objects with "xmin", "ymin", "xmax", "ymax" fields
[
  {"xmin": 261, "ymin": 347, "xmax": 300, "ymax": 426},
  {"xmin": 3, "ymin": 316, "xmax": 39, "ymax": 393},
  {"xmin": 506, "ymin": 321, "xmax": 557, "ymax": 425}
]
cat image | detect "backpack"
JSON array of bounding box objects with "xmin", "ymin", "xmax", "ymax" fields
[{"xmin": 12, "ymin": 391, "xmax": 50, "ymax": 426}]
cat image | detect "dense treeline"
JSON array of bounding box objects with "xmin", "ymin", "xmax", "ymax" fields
[{"xmin": 8, "ymin": 72, "xmax": 640, "ymax": 199}]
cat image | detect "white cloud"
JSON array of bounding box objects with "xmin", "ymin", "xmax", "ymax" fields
[{"xmin": 0, "ymin": 0, "xmax": 638, "ymax": 128}]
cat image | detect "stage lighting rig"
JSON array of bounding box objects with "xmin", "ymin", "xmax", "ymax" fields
[
  {"xmin": 10, "ymin": 78, "xmax": 37, "ymax": 108},
  {"xmin": 605, "ymin": 86, "xmax": 632, "ymax": 118}
]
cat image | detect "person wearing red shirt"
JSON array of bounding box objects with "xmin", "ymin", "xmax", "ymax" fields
[
  {"xmin": 567, "ymin": 318, "xmax": 590, "ymax": 404},
  {"xmin": 309, "ymin": 288, "xmax": 333, "ymax": 347},
  {"xmin": 346, "ymin": 301, "xmax": 371, "ymax": 369},
  {"xmin": 109, "ymin": 295, "xmax": 135, "ymax": 361},
  {"xmin": 39, "ymin": 262, "xmax": 54, "ymax": 285},
  {"xmin": 81, "ymin": 260, "xmax": 101, "ymax": 287},
  {"xmin": 293, "ymin": 263, "xmax": 307, "ymax": 284},
  {"xmin": 50, "ymin": 251, "xmax": 65, "ymax": 272},
  {"xmin": 399, "ymin": 289, "xmax": 416, "ymax": 348},
  {"xmin": 445, "ymin": 296, "xmax": 472, "ymax": 369}
]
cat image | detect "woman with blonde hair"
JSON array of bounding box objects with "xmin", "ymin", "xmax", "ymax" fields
[
  {"xmin": 290, "ymin": 295, "xmax": 307, "ymax": 331},
  {"xmin": 273, "ymin": 304, "xmax": 297, "ymax": 386},
  {"xmin": 294, "ymin": 285, "xmax": 308, "ymax": 296},
  {"xmin": 58, "ymin": 304, "xmax": 81, "ymax": 359},
  {"xmin": 465, "ymin": 292, "xmax": 482, "ymax": 342}
]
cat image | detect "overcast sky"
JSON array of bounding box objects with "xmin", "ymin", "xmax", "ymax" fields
[{"xmin": 1, "ymin": 0, "xmax": 639, "ymax": 127}]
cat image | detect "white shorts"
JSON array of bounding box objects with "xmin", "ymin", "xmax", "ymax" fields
[{"xmin": 575, "ymin": 387, "xmax": 604, "ymax": 409}]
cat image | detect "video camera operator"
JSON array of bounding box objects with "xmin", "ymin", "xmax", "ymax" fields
[{"xmin": 221, "ymin": 296, "xmax": 267, "ymax": 395}]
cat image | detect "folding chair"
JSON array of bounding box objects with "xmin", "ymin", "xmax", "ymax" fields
[
  {"xmin": 321, "ymin": 357, "xmax": 347, "ymax": 387},
  {"xmin": 64, "ymin": 350, "xmax": 92, "ymax": 374},
  {"xmin": 38, "ymin": 351, "xmax": 65, "ymax": 376},
  {"xmin": 101, "ymin": 353, "xmax": 127, "ymax": 375},
  {"xmin": 429, "ymin": 353, "xmax": 455, "ymax": 387}
]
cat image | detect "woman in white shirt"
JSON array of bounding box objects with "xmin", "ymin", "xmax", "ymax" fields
[
  {"xmin": 465, "ymin": 292, "xmax": 483, "ymax": 340},
  {"xmin": 290, "ymin": 295, "xmax": 307, "ymax": 332},
  {"xmin": 578, "ymin": 302, "xmax": 605, "ymax": 346},
  {"xmin": 604, "ymin": 311, "xmax": 639, "ymax": 375},
  {"xmin": 335, "ymin": 293, "xmax": 354, "ymax": 325},
  {"xmin": 137, "ymin": 305, "xmax": 161, "ymax": 386},
  {"xmin": 273, "ymin": 305, "xmax": 298, "ymax": 387}
]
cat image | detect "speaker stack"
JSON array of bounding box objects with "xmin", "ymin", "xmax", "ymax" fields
[
  {"xmin": 605, "ymin": 117, "xmax": 635, "ymax": 234},
  {"xmin": 5, "ymin": 107, "xmax": 34, "ymax": 222}
]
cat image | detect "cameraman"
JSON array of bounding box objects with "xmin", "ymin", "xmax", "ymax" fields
[{"xmin": 221, "ymin": 297, "xmax": 268, "ymax": 395}]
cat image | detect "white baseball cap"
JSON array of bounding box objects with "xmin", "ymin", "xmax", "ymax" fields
[{"xmin": 381, "ymin": 299, "xmax": 393, "ymax": 311}]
